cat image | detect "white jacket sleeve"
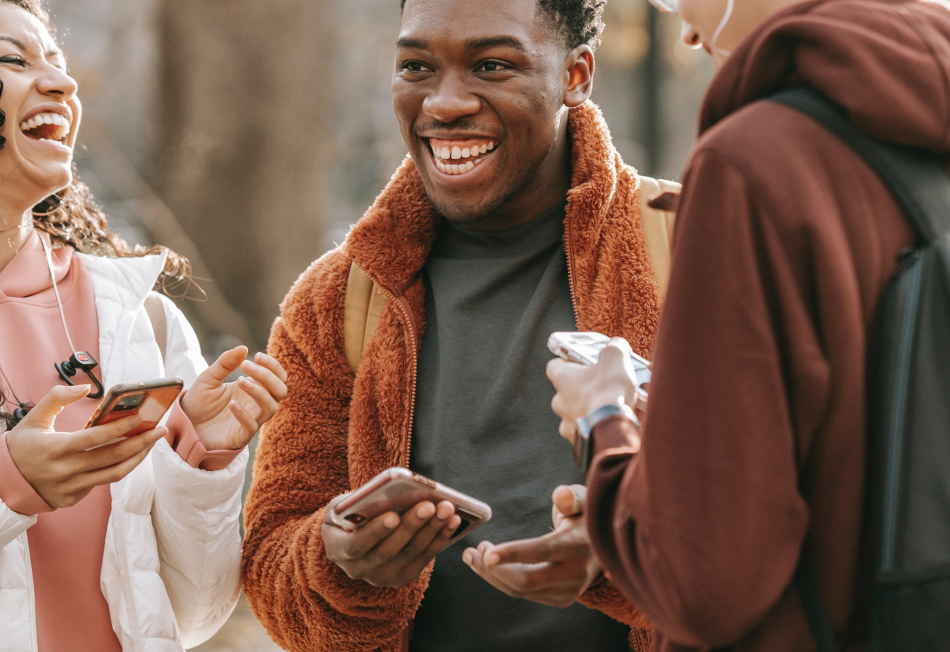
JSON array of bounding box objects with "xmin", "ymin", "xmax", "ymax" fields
[
  {"xmin": 148, "ymin": 294, "xmax": 248, "ymax": 647},
  {"xmin": 0, "ymin": 499, "xmax": 34, "ymax": 550}
]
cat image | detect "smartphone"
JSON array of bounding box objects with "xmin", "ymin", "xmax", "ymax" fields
[
  {"xmin": 547, "ymin": 331, "xmax": 651, "ymax": 408},
  {"xmin": 84, "ymin": 377, "xmax": 184, "ymax": 439},
  {"xmin": 328, "ymin": 468, "xmax": 492, "ymax": 547}
]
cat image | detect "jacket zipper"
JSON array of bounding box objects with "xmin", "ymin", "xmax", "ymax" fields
[
  {"xmin": 376, "ymin": 283, "xmax": 418, "ymax": 652},
  {"xmin": 357, "ymin": 265, "xmax": 421, "ymax": 468},
  {"xmin": 562, "ymin": 211, "xmax": 581, "ymax": 326},
  {"xmin": 881, "ymin": 251, "xmax": 923, "ymax": 570}
]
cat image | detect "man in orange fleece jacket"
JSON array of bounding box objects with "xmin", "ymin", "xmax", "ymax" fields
[{"xmin": 242, "ymin": 1, "xmax": 670, "ymax": 650}]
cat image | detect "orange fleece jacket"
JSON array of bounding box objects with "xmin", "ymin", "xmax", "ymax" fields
[{"xmin": 242, "ymin": 102, "xmax": 661, "ymax": 652}]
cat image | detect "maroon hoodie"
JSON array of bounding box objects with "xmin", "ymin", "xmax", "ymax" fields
[{"xmin": 585, "ymin": 1, "xmax": 949, "ymax": 650}]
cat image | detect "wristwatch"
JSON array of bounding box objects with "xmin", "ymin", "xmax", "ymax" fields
[{"xmin": 574, "ymin": 403, "xmax": 637, "ymax": 473}]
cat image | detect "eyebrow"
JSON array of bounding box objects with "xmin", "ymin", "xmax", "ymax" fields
[
  {"xmin": 0, "ymin": 35, "xmax": 26, "ymax": 51},
  {"xmin": 395, "ymin": 35, "xmax": 527, "ymax": 54},
  {"xmin": 464, "ymin": 36, "xmax": 526, "ymax": 53},
  {"xmin": 0, "ymin": 34, "xmax": 62, "ymax": 58},
  {"xmin": 396, "ymin": 37, "xmax": 428, "ymax": 50}
]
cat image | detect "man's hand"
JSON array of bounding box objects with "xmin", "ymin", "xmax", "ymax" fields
[
  {"xmin": 462, "ymin": 485, "xmax": 601, "ymax": 608},
  {"xmin": 322, "ymin": 496, "xmax": 462, "ymax": 588},
  {"xmin": 181, "ymin": 347, "xmax": 288, "ymax": 451},
  {"xmin": 546, "ymin": 338, "xmax": 640, "ymax": 445},
  {"xmin": 6, "ymin": 385, "xmax": 166, "ymax": 509}
]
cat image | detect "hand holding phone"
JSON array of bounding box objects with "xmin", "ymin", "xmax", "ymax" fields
[
  {"xmin": 323, "ymin": 468, "xmax": 492, "ymax": 588},
  {"xmin": 5, "ymin": 385, "xmax": 168, "ymax": 509},
  {"xmin": 547, "ymin": 332, "xmax": 650, "ymax": 410}
]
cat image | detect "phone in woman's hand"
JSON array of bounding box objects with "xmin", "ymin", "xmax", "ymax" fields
[{"xmin": 84, "ymin": 377, "xmax": 184, "ymax": 445}]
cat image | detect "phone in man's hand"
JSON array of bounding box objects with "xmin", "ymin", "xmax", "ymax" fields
[
  {"xmin": 84, "ymin": 377, "xmax": 184, "ymax": 444},
  {"xmin": 328, "ymin": 468, "xmax": 492, "ymax": 547},
  {"xmin": 547, "ymin": 331, "xmax": 651, "ymax": 409}
]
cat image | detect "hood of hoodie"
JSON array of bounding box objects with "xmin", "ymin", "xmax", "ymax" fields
[{"xmin": 700, "ymin": 0, "xmax": 950, "ymax": 150}]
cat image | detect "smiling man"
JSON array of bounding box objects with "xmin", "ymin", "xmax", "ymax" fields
[{"xmin": 242, "ymin": 1, "xmax": 676, "ymax": 651}]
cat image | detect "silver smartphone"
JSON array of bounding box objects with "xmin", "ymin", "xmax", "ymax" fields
[{"xmin": 547, "ymin": 331, "xmax": 651, "ymax": 409}]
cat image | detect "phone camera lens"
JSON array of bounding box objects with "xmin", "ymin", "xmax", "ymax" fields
[{"xmin": 114, "ymin": 393, "xmax": 145, "ymax": 411}]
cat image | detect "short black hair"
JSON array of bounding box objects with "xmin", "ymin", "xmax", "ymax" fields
[{"xmin": 399, "ymin": 0, "xmax": 607, "ymax": 51}]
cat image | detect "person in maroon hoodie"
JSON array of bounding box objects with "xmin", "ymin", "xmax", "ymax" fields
[{"xmin": 464, "ymin": 0, "xmax": 950, "ymax": 650}]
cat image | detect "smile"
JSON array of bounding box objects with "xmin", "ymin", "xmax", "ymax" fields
[
  {"xmin": 428, "ymin": 137, "xmax": 499, "ymax": 176},
  {"xmin": 19, "ymin": 112, "xmax": 71, "ymax": 146}
]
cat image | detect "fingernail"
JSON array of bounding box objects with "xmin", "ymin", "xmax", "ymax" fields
[
  {"xmin": 383, "ymin": 513, "xmax": 400, "ymax": 529},
  {"xmin": 449, "ymin": 515, "xmax": 462, "ymax": 530},
  {"xmin": 485, "ymin": 552, "xmax": 499, "ymax": 566},
  {"xmin": 257, "ymin": 353, "xmax": 274, "ymax": 364},
  {"xmin": 436, "ymin": 502, "xmax": 453, "ymax": 520},
  {"xmin": 462, "ymin": 551, "xmax": 474, "ymax": 565},
  {"xmin": 416, "ymin": 502, "xmax": 435, "ymax": 519}
]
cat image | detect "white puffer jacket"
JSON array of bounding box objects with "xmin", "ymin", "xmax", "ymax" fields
[{"xmin": 0, "ymin": 252, "xmax": 247, "ymax": 651}]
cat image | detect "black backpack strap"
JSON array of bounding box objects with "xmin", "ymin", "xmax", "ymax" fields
[
  {"xmin": 793, "ymin": 546, "xmax": 839, "ymax": 652},
  {"xmin": 769, "ymin": 87, "xmax": 950, "ymax": 244}
]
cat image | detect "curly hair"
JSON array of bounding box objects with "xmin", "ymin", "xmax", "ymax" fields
[
  {"xmin": 0, "ymin": 0, "xmax": 191, "ymax": 429},
  {"xmin": 399, "ymin": 0, "xmax": 606, "ymax": 51}
]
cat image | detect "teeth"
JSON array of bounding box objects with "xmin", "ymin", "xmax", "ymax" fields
[
  {"xmin": 18, "ymin": 112, "xmax": 70, "ymax": 135},
  {"xmin": 487, "ymin": 142, "xmax": 494, "ymax": 151},
  {"xmin": 464, "ymin": 161, "xmax": 474, "ymax": 171},
  {"xmin": 451, "ymin": 147, "xmax": 462, "ymax": 160},
  {"xmin": 461, "ymin": 148, "xmax": 470, "ymax": 158},
  {"xmin": 440, "ymin": 147, "xmax": 451, "ymax": 159}
]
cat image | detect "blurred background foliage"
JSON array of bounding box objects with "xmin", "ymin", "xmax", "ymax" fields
[{"xmin": 42, "ymin": 0, "xmax": 713, "ymax": 647}]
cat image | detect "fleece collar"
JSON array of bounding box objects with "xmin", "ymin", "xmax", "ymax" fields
[{"xmin": 345, "ymin": 101, "xmax": 626, "ymax": 293}]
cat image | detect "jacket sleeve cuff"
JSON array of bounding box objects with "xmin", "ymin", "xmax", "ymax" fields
[
  {"xmin": 592, "ymin": 414, "xmax": 641, "ymax": 458},
  {"xmin": 579, "ymin": 573, "xmax": 652, "ymax": 629},
  {"xmin": 165, "ymin": 393, "xmax": 244, "ymax": 472},
  {"xmin": 307, "ymin": 505, "xmax": 429, "ymax": 618},
  {"xmin": 0, "ymin": 432, "xmax": 54, "ymax": 515}
]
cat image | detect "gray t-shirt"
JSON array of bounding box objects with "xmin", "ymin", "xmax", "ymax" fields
[{"xmin": 408, "ymin": 202, "xmax": 630, "ymax": 651}]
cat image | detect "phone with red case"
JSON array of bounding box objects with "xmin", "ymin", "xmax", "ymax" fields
[
  {"xmin": 84, "ymin": 377, "xmax": 184, "ymax": 439},
  {"xmin": 328, "ymin": 468, "xmax": 492, "ymax": 547}
]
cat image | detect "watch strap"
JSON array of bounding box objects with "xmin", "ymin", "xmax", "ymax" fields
[{"xmin": 574, "ymin": 403, "xmax": 636, "ymax": 472}]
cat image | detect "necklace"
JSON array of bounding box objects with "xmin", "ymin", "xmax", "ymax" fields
[
  {"xmin": 1, "ymin": 220, "xmax": 32, "ymax": 252},
  {"xmin": 0, "ymin": 221, "xmax": 30, "ymax": 234}
]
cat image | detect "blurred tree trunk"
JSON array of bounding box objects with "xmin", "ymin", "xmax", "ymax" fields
[{"xmin": 152, "ymin": 0, "xmax": 335, "ymax": 349}]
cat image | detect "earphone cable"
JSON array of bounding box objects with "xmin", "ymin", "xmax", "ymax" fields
[{"xmin": 39, "ymin": 231, "xmax": 78, "ymax": 353}]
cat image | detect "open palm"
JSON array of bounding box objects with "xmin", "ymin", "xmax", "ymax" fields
[{"xmin": 181, "ymin": 346, "xmax": 288, "ymax": 451}]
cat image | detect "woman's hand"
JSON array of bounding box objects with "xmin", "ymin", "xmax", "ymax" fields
[
  {"xmin": 463, "ymin": 485, "xmax": 602, "ymax": 608},
  {"xmin": 546, "ymin": 338, "xmax": 639, "ymax": 445},
  {"xmin": 6, "ymin": 385, "xmax": 167, "ymax": 509},
  {"xmin": 180, "ymin": 346, "xmax": 288, "ymax": 451}
]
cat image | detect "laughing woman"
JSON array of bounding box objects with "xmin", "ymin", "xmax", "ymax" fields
[{"xmin": 0, "ymin": 2, "xmax": 288, "ymax": 650}]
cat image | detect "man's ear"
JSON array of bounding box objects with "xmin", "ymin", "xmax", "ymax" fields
[{"xmin": 563, "ymin": 45, "xmax": 594, "ymax": 108}]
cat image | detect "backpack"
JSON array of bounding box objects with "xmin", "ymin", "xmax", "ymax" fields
[
  {"xmin": 342, "ymin": 176, "xmax": 680, "ymax": 373},
  {"xmin": 770, "ymin": 87, "xmax": 950, "ymax": 652}
]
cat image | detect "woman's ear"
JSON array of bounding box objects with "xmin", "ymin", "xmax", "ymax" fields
[{"xmin": 563, "ymin": 45, "xmax": 594, "ymax": 109}]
